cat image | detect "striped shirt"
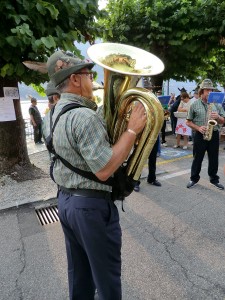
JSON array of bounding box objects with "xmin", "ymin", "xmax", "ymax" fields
[
  {"xmin": 43, "ymin": 93, "xmax": 113, "ymax": 191},
  {"xmin": 187, "ymin": 98, "xmax": 225, "ymax": 131}
]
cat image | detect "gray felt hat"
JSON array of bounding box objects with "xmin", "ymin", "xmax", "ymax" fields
[
  {"xmin": 47, "ymin": 50, "xmax": 94, "ymax": 86},
  {"xmin": 45, "ymin": 81, "xmax": 60, "ymax": 97},
  {"xmin": 199, "ymin": 79, "xmax": 215, "ymax": 90}
]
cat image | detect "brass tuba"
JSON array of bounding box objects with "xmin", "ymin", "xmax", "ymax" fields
[{"xmin": 87, "ymin": 43, "xmax": 165, "ymax": 180}]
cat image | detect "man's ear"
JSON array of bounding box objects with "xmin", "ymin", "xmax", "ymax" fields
[{"xmin": 70, "ymin": 74, "xmax": 80, "ymax": 87}]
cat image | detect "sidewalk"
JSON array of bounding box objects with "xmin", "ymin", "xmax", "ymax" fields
[
  {"xmin": 0, "ymin": 131, "xmax": 177, "ymax": 211},
  {"xmin": 1, "ymin": 127, "xmax": 225, "ymax": 211},
  {"xmin": 0, "ymin": 141, "xmax": 58, "ymax": 211}
]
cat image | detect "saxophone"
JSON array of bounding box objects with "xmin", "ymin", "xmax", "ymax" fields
[
  {"xmin": 87, "ymin": 43, "xmax": 165, "ymax": 180},
  {"xmin": 203, "ymin": 103, "xmax": 217, "ymax": 141}
]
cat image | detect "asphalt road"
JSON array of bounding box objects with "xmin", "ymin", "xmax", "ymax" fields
[{"xmin": 1, "ymin": 143, "xmax": 225, "ymax": 300}]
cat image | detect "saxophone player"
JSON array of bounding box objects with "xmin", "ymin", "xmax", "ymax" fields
[{"xmin": 186, "ymin": 79, "xmax": 225, "ymax": 189}]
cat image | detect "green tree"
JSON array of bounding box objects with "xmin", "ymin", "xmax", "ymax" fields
[
  {"xmin": 0, "ymin": 0, "xmax": 101, "ymax": 177},
  {"xmin": 99, "ymin": 0, "xmax": 225, "ymax": 90}
]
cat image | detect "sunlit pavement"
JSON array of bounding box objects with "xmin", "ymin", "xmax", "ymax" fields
[{"xmin": 26, "ymin": 138, "xmax": 46, "ymax": 155}]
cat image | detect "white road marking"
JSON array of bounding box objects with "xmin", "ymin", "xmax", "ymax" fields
[{"xmin": 160, "ymin": 169, "xmax": 191, "ymax": 180}]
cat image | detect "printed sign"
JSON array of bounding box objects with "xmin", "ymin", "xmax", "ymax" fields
[
  {"xmin": 208, "ymin": 92, "xmax": 225, "ymax": 104},
  {"xmin": 158, "ymin": 95, "xmax": 171, "ymax": 105},
  {"xmin": 158, "ymin": 95, "xmax": 171, "ymax": 109},
  {"xmin": 3, "ymin": 87, "xmax": 19, "ymax": 100},
  {"xmin": 0, "ymin": 97, "xmax": 16, "ymax": 122}
]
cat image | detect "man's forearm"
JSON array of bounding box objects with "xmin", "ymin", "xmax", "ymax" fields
[
  {"xmin": 95, "ymin": 130, "xmax": 136, "ymax": 181},
  {"xmin": 30, "ymin": 115, "xmax": 36, "ymax": 126},
  {"xmin": 216, "ymin": 115, "xmax": 225, "ymax": 125}
]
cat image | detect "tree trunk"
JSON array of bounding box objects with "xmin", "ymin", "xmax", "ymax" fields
[{"xmin": 0, "ymin": 78, "xmax": 31, "ymax": 175}]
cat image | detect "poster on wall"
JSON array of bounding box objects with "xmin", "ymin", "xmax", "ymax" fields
[
  {"xmin": 3, "ymin": 87, "xmax": 19, "ymax": 100},
  {"xmin": 0, "ymin": 97, "xmax": 16, "ymax": 122}
]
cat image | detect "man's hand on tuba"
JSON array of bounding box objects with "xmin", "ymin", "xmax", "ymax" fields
[{"xmin": 127, "ymin": 102, "xmax": 147, "ymax": 136}]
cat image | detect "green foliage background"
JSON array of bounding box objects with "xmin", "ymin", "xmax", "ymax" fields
[
  {"xmin": 98, "ymin": 0, "xmax": 225, "ymax": 85},
  {"xmin": 0, "ymin": 0, "xmax": 102, "ymax": 85}
]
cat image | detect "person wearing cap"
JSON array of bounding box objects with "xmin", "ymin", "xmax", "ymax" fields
[
  {"xmin": 186, "ymin": 79, "xmax": 225, "ymax": 189},
  {"xmin": 44, "ymin": 80, "xmax": 60, "ymax": 114},
  {"xmin": 29, "ymin": 97, "xmax": 44, "ymax": 144},
  {"xmin": 190, "ymin": 89, "xmax": 199, "ymax": 103},
  {"xmin": 42, "ymin": 81, "xmax": 60, "ymax": 158},
  {"xmin": 133, "ymin": 135, "xmax": 162, "ymax": 192},
  {"xmin": 42, "ymin": 50, "xmax": 147, "ymax": 300}
]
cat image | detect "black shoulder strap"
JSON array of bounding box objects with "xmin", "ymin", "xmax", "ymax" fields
[
  {"xmin": 50, "ymin": 103, "xmax": 114, "ymax": 186},
  {"xmin": 53, "ymin": 154, "xmax": 114, "ymax": 186},
  {"xmin": 51, "ymin": 103, "xmax": 83, "ymax": 134}
]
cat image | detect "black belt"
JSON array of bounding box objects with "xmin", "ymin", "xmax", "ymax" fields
[{"xmin": 59, "ymin": 186, "xmax": 112, "ymax": 200}]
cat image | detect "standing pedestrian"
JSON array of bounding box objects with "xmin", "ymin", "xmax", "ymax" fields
[
  {"xmin": 156, "ymin": 90, "xmax": 167, "ymax": 146},
  {"xmin": 174, "ymin": 92, "xmax": 192, "ymax": 149},
  {"xmin": 134, "ymin": 135, "xmax": 161, "ymax": 192},
  {"xmin": 44, "ymin": 80, "xmax": 61, "ymax": 114},
  {"xmin": 29, "ymin": 97, "xmax": 43, "ymax": 144},
  {"xmin": 42, "ymin": 50, "xmax": 147, "ymax": 300},
  {"xmin": 186, "ymin": 79, "xmax": 225, "ymax": 189}
]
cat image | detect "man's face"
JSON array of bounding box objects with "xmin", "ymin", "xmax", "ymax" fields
[
  {"xmin": 75, "ymin": 68, "xmax": 94, "ymax": 100},
  {"xmin": 202, "ymin": 88, "xmax": 212, "ymax": 100}
]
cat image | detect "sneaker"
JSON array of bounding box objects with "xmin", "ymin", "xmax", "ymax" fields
[
  {"xmin": 162, "ymin": 143, "xmax": 167, "ymax": 147},
  {"xmin": 187, "ymin": 181, "xmax": 197, "ymax": 188},
  {"xmin": 173, "ymin": 145, "xmax": 180, "ymax": 148},
  {"xmin": 148, "ymin": 180, "xmax": 161, "ymax": 187},
  {"xmin": 210, "ymin": 182, "xmax": 224, "ymax": 190},
  {"xmin": 36, "ymin": 141, "xmax": 44, "ymax": 144},
  {"xmin": 134, "ymin": 184, "xmax": 140, "ymax": 192},
  {"xmin": 183, "ymin": 146, "xmax": 188, "ymax": 150}
]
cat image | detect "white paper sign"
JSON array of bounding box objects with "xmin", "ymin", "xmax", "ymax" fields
[
  {"xmin": 0, "ymin": 97, "xmax": 16, "ymax": 121},
  {"xmin": 3, "ymin": 87, "xmax": 19, "ymax": 100}
]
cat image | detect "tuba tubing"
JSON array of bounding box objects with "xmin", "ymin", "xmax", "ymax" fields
[
  {"xmin": 112, "ymin": 87, "xmax": 164, "ymax": 180},
  {"xmin": 87, "ymin": 43, "xmax": 165, "ymax": 181}
]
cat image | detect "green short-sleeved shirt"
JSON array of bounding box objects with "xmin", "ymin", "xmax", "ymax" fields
[
  {"xmin": 187, "ymin": 98, "xmax": 225, "ymax": 131},
  {"xmin": 42, "ymin": 93, "xmax": 113, "ymax": 191}
]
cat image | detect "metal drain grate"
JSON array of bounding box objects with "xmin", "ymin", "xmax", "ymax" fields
[{"xmin": 35, "ymin": 205, "xmax": 59, "ymax": 225}]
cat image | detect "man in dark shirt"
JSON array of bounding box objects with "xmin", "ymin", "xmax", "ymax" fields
[{"xmin": 29, "ymin": 97, "xmax": 43, "ymax": 144}]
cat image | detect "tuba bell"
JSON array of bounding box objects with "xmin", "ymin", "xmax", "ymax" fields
[{"xmin": 87, "ymin": 43, "xmax": 165, "ymax": 180}]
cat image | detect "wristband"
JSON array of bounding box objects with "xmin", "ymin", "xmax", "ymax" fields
[{"xmin": 127, "ymin": 129, "xmax": 137, "ymax": 136}]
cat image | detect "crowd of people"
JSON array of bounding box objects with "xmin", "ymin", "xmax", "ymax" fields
[{"xmin": 27, "ymin": 47, "xmax": 225, "ymax": 299}]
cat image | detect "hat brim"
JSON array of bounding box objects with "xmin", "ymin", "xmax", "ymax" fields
[
  {"xmin": 200, "ymin": 86, "xmax": 215, "ymax": 90},
  {"xmin": 51, "ymin": 62, "xmax": 94, "ymax": 86},
  {"xmin": 45, "ymin": 88, "xmax": 60, "ymax": 97}
]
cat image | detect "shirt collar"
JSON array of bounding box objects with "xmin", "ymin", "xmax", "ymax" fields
[{"xmin": 60, "ymin": 93, "xmax": 97, "ymax": 111}]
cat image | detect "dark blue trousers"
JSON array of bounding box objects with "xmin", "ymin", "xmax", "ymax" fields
[
  {"xmin": 147, "ymin": 137, "xmax": 158, "ymax": 183},
  {"xmin": 58, "ymin": 191, "xmax": 122, "ymax": 300}
]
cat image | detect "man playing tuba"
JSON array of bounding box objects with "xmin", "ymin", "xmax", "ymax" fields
[{"xmin": 42, "ymin": 49, "xmax": 147, "ymax": 300}]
